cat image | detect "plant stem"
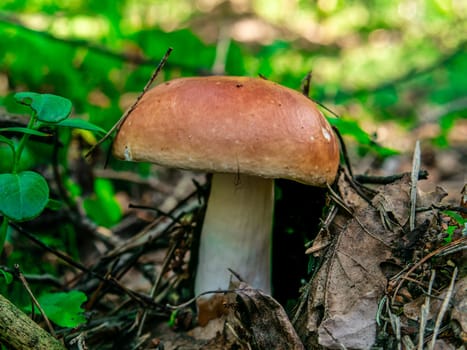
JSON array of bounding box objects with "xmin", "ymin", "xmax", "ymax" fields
[
  {"xmin": 0, "ymin": 216, "xmax": 9, "ymax": 256},
  {"xmin": 12, "ymin": 113, "xmax": 36, "ymax": 173}
]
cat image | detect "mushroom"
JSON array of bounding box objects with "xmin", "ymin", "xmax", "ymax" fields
[{"xmin": 112, "ymin": 76, "xmax": 339, "ymax": 297}]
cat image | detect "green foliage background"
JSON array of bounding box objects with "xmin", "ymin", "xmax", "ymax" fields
[{"xmin": 0, "ymin": 0, "xmax": 465, "ymax": 145}]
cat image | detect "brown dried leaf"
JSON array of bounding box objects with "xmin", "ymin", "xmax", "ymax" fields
[
  {"xmin": 226, "ymin": 282, "xmax": 305, "ymax": 350},
  {"xmin": 187, "ymin": 282, "xmax": 304, "ymax": 349},
  {"xmin": 451, "ymin": 275, "xmax": 467, "ymax": 343},
  {"xmin": 296, "ymin": 175, "xmax": 443, "ymax": 349}
]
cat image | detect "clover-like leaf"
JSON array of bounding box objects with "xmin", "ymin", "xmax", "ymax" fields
[
  {"xmin": 14, "ymin": 92, "xmax": 72, "ymax": 123},
  {"xmin": 0, "ymin": 171, "xmax": 49, "ymax": 221},
  {"xmin": 56, "ymin": 118, "xmax": 106, "ymax": 135},
  {"xmin": 37, "ymin": 290, "xmax": 87, "ymax": 328}
]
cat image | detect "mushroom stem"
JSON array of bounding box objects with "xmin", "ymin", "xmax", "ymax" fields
[{"xmin": 194, "ymin": 173, "xmax": 274, "ymax": 296}]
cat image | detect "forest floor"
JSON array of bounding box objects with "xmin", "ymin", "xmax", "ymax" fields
[{"xmin": 65, "ymin": 118, "xmax": 466, "ymax": 349}]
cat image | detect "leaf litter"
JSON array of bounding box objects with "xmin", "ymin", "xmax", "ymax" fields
[
  {"xmin": 8, "ymin": 143, "xmax": 464, "ymax": 349},
  {"xmin": 293, "ymin": 170, "xmax": 466, "ymax": 349}
]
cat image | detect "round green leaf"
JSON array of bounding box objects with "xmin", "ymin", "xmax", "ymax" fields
[
  {"xmin": 14, "ymin": 92, "xmax": 72, "ymax": 123},
  {"xmin": 0, "ymin": 171, "xmax": 49, "ymax": 221}
]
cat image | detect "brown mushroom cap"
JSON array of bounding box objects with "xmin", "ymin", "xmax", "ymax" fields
[{"xmin": 113, "ymin": 76, "xmax": 339, "ymax": 186}]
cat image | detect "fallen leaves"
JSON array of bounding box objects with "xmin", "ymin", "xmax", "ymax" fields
[{"xmin": 293, "ymin": 173, "xmax": 465, "ymax": 349}]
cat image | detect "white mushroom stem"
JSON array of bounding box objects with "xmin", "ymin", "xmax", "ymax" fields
[{"xmin": 194, "ymin": 173, "xmax": 274, "ymax": 296}]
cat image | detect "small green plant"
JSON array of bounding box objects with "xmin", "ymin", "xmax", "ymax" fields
[
  {"xmin": 442, "ymin": 210, "xmax": 467, "ymax": 243},
  {"xmin": 327, "ymin": 117, "xmax": 399, "ymax": 157},
  {"xmin": 34, "ymin": 290, "xmax": 88, "ymax": 328},
  {"xmin": 0, "ymin": 92, "xmax": 105, "ymax": 254}
]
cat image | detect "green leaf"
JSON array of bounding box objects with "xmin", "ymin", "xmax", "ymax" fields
[
  {"xmin": 328, "ymin": 117, "xmax": 373, "ymax": 145},
  {"xmin": 0, "ymin": 127, "xmax": 51, "ymax": 137},
  {"xmin": 56, "ymin": 118, "xmax": 107, "ymax": 135},
  {"xmin": 83, "ymin": 178, "xmax": 122, "ymax": 227},
  {"xmin": 328, "ymin": 117, "xmax": 399, "ymax": 157},
  {"xmin": 14, "ymin": 92, "xmax": 72, "ymax": 123},
  {"xmin": 0, "ymin": 171, "xmax": 49, "ymax": 221},
  {"xmin": 0, "ymin": 135, "xmax": 15, "ymax": 157},
  {"xmin": 37, "ymin": 290, "xmax": 87, "ymax": 328},
  {"xmin": 0, "ymin": 269, "xmax": 13, "ymax": 284},
  {"xmin": 46, "ymin": 198, "xmax": 63, "ymax": 211},
  {"xmin": 443, "ymin": 210, "xmax": 466, "ymax": 225}
]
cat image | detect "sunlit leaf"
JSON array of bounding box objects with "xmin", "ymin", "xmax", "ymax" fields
[
  {"xmin": 0, "ymin": 127, "xmax": 51, "ymax": 137},
  {"xmin": 56, "ymin": 118, "xmax": 106, "ymax": 135},
  {"xmin": 37, "ymin": 291, "xmax": 87, "ymax": 328},
  {"xmin": 14, "ymin": 92, "xmax": 72, "ymax": 123}
]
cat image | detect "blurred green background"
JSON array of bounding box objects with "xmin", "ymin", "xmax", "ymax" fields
[{"xmin": 1, "ymin": 0, "xmax": 465, "ymax": 151}]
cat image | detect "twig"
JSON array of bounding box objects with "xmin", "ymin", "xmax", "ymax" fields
[
  {"xmin": 11, "ymin": 223, "xmax": 104, "ymax": 280},
  {"xmin": 93, "ymin": 168, "xmax": 172, "ymax": 194},
  {"xmin": 10, "ymin": 224, "xmax": 168, "ymax": 310},
  {"xmin": 410, "ymin": 141, "xmax": 421, "ymax": 231},
  {"xmin": 301, "ymin": 71, "xmax": 312, "ymax": 97},
  {"xmin": 14, "ymin": 264, "xmax": 56, "ymax": 337},
  {"xmin": 86, "ymin": 47, "xmax": 173, "ymax": 157},
  {"xmin": 105, "ymin": 186, "xmax": 201, "ymax": 258},
  {"xmin": 212, "ymin": 24, "xmax": 231, "ymax": 74},
  {"xmin": 333, "ymin": 127, "xmax": 353, "ymax": 180},
  {"xmin": 128, "ymin": 203, "xmax": 178, "ymax": 222},
  {"xmin": 402, "ymin": 335, "xmax": 415, "ymax": 350},
  {"xmin": 391, "ymin": 236, "xmax": 467, "ymax": 305},
  {"xmin": 428, "ymin": 267, "xmax": 458, "ymax": 350},
  {"xmin": 0, "ymin": 266, "xmax": 62, "ymax": 287},
  {"xmin": 304, "ymin": 206, "xmax": 338, "ymax": 256},
  {"xmin": 418, "ymin": 270, "xmax": 436, "ymax": 350},
  {"xmin": 355, "ymin": 170, "xmax": 429, "ymax": 185},
  {"xmin": 136, "ymin": 237, "xmax": 179, "ymax": 337},
  {"xmin": 165, "ymin": 287, "xmax": 257, "ymax": 310},
  {"xmin": 389, "ymin": 310, "xmax": 402, "ymax": 350}
]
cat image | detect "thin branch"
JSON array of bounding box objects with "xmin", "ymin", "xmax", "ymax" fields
[
  {"xmin": 355, "ymin": 170, "xmax": 428, "ymax": 184},
  {"xmin": 87, "ymin": 47, "xmax": 173, "ymax": 158},
  {"xmin": 410, "ymin": 140, "xmax": 421, "ymax": 231},
  {"xmin": 14, "ymin": 264, "xmax": 56, "ymax": 337},
  {"xmin": 300, "ymin": 71, "xmax": 312, "ymax": 97},
  {"xmin": 391, "ymin": 236, "xmax": 467, "ymax": 305},
  {"xmin": 418, "ymin": 270, "xmax": 436, "ymax": 350},
  {"xmin": 165, "ymin": 287, "xmax": 257, "ymax": 310},
  {"xmin": 428, "ymin": 267, "xmax": 458, "ymax": 350},
  {"xmin": 11, "ymin": 222, "xmax": 103, "ymax": 280}
]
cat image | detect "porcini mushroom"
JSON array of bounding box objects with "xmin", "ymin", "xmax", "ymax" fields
[{"xmin": 112, "ymin": 76, "xmax": 339, "ymax": 297}]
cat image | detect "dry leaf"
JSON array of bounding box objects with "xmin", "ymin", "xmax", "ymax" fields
[
  {"xmin": 226, "ymin": 282, "xmax": 305, "ymax": 350},
  {"xmin": 296, "ymin": 175, "xmax": 446, "ymax": 349},
  {"xmin": 451, "ymin": 275, "xmax": 467, "ymax": 343}
]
